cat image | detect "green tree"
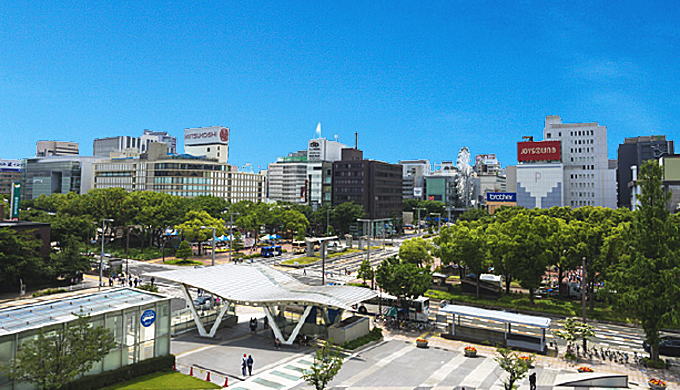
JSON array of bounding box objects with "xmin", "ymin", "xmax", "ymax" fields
[
  {"xmin": 7, "ymin": 316, "xmax": 116, "ymax": 389},
  {"xmin": 357, "ymin": 258, "xmax": 374, "ymax": 287},
  {"xmin": 302, "ymin": 341, "xmax": 344, "ymax": 390},
  {"xmin": 494, "ymin": 348, "xmax": 533, "ymax": 390},
  {"xmin": 331, "ymin": 202, "xmax": 365, "ymax": 235},
  {"xmin": 51, "ymin": 239, "xmax": 91, "ymax": 281},
  {"xmin": 185, "ymin": 195, "xmax": 229, "ymax": 218},
  {"xmin": 280, "ymin": 209, "xmax": 309, "ymax": 239},
  {"xmin": 175, "ymin": 240, "xmax": 193, "ymax": 261},
  {"xmin": 608, "ymin": 160, "xmax": 680, "ymax": 361},
  {"xmin": 436, "ymin": 221, "xmax": 488, "ymax": 298},
  {"xmin": 398, "ymin": 237, "xmax": 433, "ymax": 268},
  {"xmin": 0, "ymin": 228, "xmax": 48, "ymax": 289},
  {"xmin": 176, "ymin": 210, "xmax": 225, "ymax": 255},
  {"xmin": 457, "ymin": 207, "xmax": 489, "ymax": 222},
  {"xmin": 375, "ymin": 257, "xmax": 431, "ymax": 303},
  {"xmin": 553, "ymin": 317, "xmax": 595, "ymax": 354}
]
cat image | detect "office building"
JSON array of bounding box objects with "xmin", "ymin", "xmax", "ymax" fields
[
  {"xmin": 332, "ymin": 148, "xmax": 402, "ymax": 219},
  {"xmin": 94, "ymin": 143, "xmax": 264, "ymax": 203},
  {"xmin": 0, "ymin": 160, "xmax": 22, "ymax": 194},
  {"xmin": 505, "ymin": 166, "xmax": 517, "ymax": 193},
  {"xmin": 183, "ymin": 126, "xmax": 229, "ymax": 163},
  {"xmin": 543, "ymin": 115, "xmax": 617, "ymax": 208},
  {"xmin": 94, "ymin": 130, "xmax": 177, "ymax": 158},
  {"xmin": 267, "ymin": 135, "xmax": 347, "ymax": 207},
  {"xmin": 617, "ymin": 136, "xmax": 674, "ymax": 209},
  {"xmin": 474, "ymin": 154, "xmax": 502, "ymax": 175},
  {"xmin": 399, "ymin": 160, "xmax": 430, "ymax": 199},
  {"xmin": 21, "ymin": 156, "xmax": 97, "ymax": 200},
  {"xmin": 36, "ymin": 141, "xmax": 79, "ymax": 157}
]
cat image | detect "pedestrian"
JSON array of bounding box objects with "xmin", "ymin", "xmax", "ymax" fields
[
  {"xmin": 128, "ymin": 278, "xmax": 133, "ymax": 287},
  {"xmin": 246, "ymin": 354, "xmax": 254, "ymax": 376},
  {"xmin": 263, "ymin": 316, "xmax": 268, "ymax": 329},
  {"xmin": 108, "ymin": 277, "xmax": 113, "ymax": 287},
  {"xmin": 274, "ymin": 337, "xmax": 281, "ymax": 349},
  {"xmin": 303, "ymin": 269, "xmax": 306, "ymax": 276},
  {"xmin": 529, "ymin": 372, "xmax": 537, "ymax": 390},
  {"xmin": 241, "ymin": 354, "xmax": 248, "ymax": 376},
  {"xmin": 150, "ymin": 276, "xmax": 155, "ymax": 286}
]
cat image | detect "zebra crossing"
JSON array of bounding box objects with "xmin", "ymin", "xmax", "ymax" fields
[{"xmin": 222, "ymin": 340, "xmax": 592, "ymax": 390}]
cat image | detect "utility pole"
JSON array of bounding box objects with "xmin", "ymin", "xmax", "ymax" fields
[
  {"xmin": 99, "ymin": 218, "xmax": 114, "ymax": 290},
  {"xmin": 581, "ymin": 256, "xmax": 587, "ymax": 320},
  {"xmin": 446, "ymin": 206, "xmax": 452, "ymax": 225},
  {"xmin": 326, "ymin": 207, "xmax": 331, "ymax": 236},
  {"xmin": 228, "ymin": 211, "xmax": 239, "ymax": 263},
  {"xmin": 201, "ymin": 226, "xmax": 217, "ymax": 266},
  {"xmin": 415, "ymin": 207, "xmax": 426, "ymax": 234},
  {"xmin": 430, "ymin": 213, "xmax": 441, "ymax": 232}
]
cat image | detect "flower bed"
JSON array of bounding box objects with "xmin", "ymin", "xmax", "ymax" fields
[
  {"xmin": 577, "ymin": 366, "xmax": 593, "ymax": 373},
  {"xmin": 416, "ymin": 338, "xmax": 428, "ymax": 348},
  {"xmin": 518, "ymin": 355, "xmax": 534, "ymax": 368},
  {"xmin": 464, "ymin": 346, "xmax": 477, "ymax": 357},
  {"xmin": 648, "ymin": 379, "xmax": 667, "ymax": 390}
]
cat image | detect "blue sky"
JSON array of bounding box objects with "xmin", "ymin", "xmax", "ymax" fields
[{"xmin": 1, "ymin": 1, "xmax": 678, "ymax": 169}]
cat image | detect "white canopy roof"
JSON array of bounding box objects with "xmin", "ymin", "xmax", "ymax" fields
[
  {"xmin": 146, "ymin": 264, "xmax": 377, "ymax": 310},
  {"xmin": 439, "ymin": 304, "xmax": 551, "ymax": 328}
]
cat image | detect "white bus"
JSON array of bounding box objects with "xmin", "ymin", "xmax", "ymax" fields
[{"xmin": 355, "ymin": 293, "xmax": 430, "ymax": 322}]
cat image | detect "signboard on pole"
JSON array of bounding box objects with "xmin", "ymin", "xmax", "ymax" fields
[
  {"xmin": 485, "ymin": 192, "xmax": 517, "ymax": 202},
  {"xmin": 517, "ymin": 141, "xmax": 561, "ymax": 162},
  {"xmin": 9, "ymin": 182, "xmax": 21, "ymax": 220}
]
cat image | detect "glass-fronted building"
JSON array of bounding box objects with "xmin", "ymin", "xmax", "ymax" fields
[
  {"xmin": 0, "ymin": 288, "xmax": 171, "ymax": 390},
  {"xmin": 21, "ymin": 156, "xmax": 97, "ymax": 201}
]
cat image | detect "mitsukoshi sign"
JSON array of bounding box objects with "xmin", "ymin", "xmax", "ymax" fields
[
  {"xmin": 184, "ymin": 126, "xmax": 230, "ymax": 146},
  {"xmin": 517, "ymin": 140, "xmax": 561, "ymax": 162}
]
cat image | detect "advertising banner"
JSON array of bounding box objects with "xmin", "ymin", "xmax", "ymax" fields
[
  {"xmin": 517, "ymin": 141, "xmax": 561, "ymax": 162},
  {"xmin": 0, "ymin": 160, "xmax": 21, "ymax": 171},
  {"xmin": 10, "ymin": 182, "xmax": 21, "ymax": 219},
  {"xmin": 184, "ymin": 126, "xmax": 229, "ymax": 146},
  {"xmin": 486, "ymin": 192, "xmax": 517, "ymax": 202}
]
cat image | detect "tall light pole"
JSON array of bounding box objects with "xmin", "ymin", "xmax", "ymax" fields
[
  {"xmin": 430, "ymin": 212, "xmax": 441, "ymax": 232},
  {"xmin": 326, "ymin": 207, "xmax": 331, "ymax": 236},
  {"xmin": 200, "ymin": 226, "xmax": 217, "ymax": 266},
  {"xmin": 581, "ymin": 256, "xmax": 587, "ymax": 320},
  {"xmin": 228, "ymin": 211, "xmax": 239, "ymax": 263},
  {"xmin": 99, "ymin": 218, "xmax": 114, "ymax": 290},
  {"xmin": 415, "ymin": 207, "xmax": 427, "ymax": 234}
]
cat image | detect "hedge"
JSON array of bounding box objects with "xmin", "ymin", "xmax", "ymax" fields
[{"xmin": 63, "ymin": 354, "xmax": 176, "ymax": 390}]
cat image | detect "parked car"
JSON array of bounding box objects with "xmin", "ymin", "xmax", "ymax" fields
[
  {"xmin": 643, "ymin": 336, "xmax": 680, "ymax": 357},
  {"xmin": 193, "ymin": 295, "xmax": 213, "ymax": 310}
]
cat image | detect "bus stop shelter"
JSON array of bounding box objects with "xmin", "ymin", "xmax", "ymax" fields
[
  {"xmin": 440, "ymin": 304, "xmax": 551, "ymax": 353},
  {"xmin": 147, "ymin": 264, "xmax": 377, "ymax": 345}
]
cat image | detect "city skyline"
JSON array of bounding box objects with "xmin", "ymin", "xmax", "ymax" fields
[{"xmin": 1, "ymin": 2, "xmax": 679, "ymax": 168}]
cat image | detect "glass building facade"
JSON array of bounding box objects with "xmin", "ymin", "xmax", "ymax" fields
[{"xmin": 0, "ymin": 288, "xmax": 171, "ymax": 390}]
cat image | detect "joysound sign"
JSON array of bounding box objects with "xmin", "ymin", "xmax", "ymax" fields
[
  {"xmin": 486, "ymin": 192, "xmax": 517, "ymax": 202},
  {"xmin": 184, "ymin": 126, "xmax": 229, "ymax": 146},
  {"xmin": 517, "ymin": 140, "xmax": 561, "ymax": 162},
  {"xmin": 140, "ymin": 309, "xmax": 156, "ymax": 327}
]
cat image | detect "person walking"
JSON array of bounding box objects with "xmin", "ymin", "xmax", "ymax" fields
[
  {"xmin": 246, "ymin": 354, "xmax": 254, "ymax": 376},
  {"xmin": 529, "ymin": 372, "xmax": 537, "ymax": 390},
  {"xmin": 241, "ymin": 354, "xmax": 248, "ymax": 376},
  {"xmin": 263, "ymin": 315, "xmax": 268, "ymax": 329}
]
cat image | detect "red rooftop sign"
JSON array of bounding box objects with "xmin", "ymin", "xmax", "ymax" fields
[{"xmin": 517, "ymin": 140, "xmax": 561, "ymax": 162}]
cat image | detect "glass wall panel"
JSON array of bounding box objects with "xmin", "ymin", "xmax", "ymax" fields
[
  {"xmin": 103, "ymin": 349, "xmax": 122, "ymax": 371},
  {"xmin": 0, "ymin": 336, "xmax": 14, "ymax": 387},
  {"xmin": 157, "ymin": 302, "xmax": 170, "ymax": 336},
  {"xmin": 105, "ymin": 312, "xmax": 123, "ymax": 346},
  {"xmin": 154, "ymin": 336, "xmax": 169, "ymax": 357},
  {"xmin": 139, "ymin": 340, "xmax": 155, "ymax": 361},
  {"xmin": 124, "ymin": 310, "xmax": 138, "ymax": 346}
]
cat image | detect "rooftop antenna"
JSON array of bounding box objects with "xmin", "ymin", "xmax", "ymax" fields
[
  {"xmin": 522, "ymin": 136, "xmax": 534, "ymax": 142},
  {"xmin": 334, "ymin": 134, "xmax": 339, "ymax": 142},
  {"xmin": 315, "ymin": 122, "xmax": 322, "ymax": 138},
  {"xmin": 355, "ymin": 132, "xmax": 358, "ymax": 149}
]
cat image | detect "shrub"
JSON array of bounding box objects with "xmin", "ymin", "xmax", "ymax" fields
[
  {"xmin": 642, "ymin": 358, "xmax": 668, "ymax": 369},
  {"xmin": 341, "ymin": 327, "xmax": 383, "ymax": 350},
  {"xmin": 63, "ymin": 354, "xmax": 175, "ymax": 390},
  {"xmin": 32, "ymin": 288, "xmax": 67, "ymax": 297},
  {"xmin": 137, "ymin": 283, "xmax": 159, "ymax": 293}
]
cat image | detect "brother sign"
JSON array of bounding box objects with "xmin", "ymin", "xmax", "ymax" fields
[{"xmin": 486, "ymin": 192, "xmax": 517, "ymax": 202}]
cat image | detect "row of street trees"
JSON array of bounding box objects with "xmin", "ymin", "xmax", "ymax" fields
[{"xmin": 435, "ymin": 161, "xmax": 680, "ymax": 362}]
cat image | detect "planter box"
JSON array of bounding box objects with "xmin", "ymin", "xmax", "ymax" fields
[
  {"xmin": 416, "ymin": 340, "xmax": 428, "ymax": 348},
  {"xmin": 464, "ymin": 350, "xmax": 477, "ymax": 358}
]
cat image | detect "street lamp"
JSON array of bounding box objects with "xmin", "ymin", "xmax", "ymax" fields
[
  {"xmin": 415, "ymin": 207, "xmax": 427, "ymax": 234},
  {"xmin": 430, "ymin": 212, "xmax": 441, "ymax": 232},
  {"xmin": 226, "ymin": 211, "xmax": 239, "ymax": 263},
  {"xmin": 200, "ymin": 226, "xmax": 217, "ymax": 266},
  {"xmin": 581, "ymin": 256, "xmax": 587, "ymax": 320},
  {"xmin": 99, "ymin": 218, "xmax": 114, "ymax": 290}
]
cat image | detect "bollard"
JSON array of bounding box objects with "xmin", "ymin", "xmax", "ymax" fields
[
  {"xmin": 189, "ymin": 366, "xmax": 194, "ymax": 377},
  {"xmin": 206, "ymin": 371, "xmax": 211, "ymax": 382},
  {"xmin": 223, "ymin": 376, "xmax": 229, "ymax": 387}
]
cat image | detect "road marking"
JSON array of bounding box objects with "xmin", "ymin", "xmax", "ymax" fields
[
  {"xmin": 419, "ymin": 352, "xmax": 467, "ymax": 386},
  {"xmin": 337, "ymin": 344, "xmax": 413, "ymax": 387}
]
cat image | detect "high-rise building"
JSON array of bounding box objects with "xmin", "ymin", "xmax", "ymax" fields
[
  {"xmin": 474, "ymin": 154, "xmax": 501, "ymax": 175},
  {"xmin": 94, "ymin": 143, "xmax": 264, "ymax": 202},
  {"xmin": 399, "ymin": 160, "xmax": 430, "ymax": 199},
  {"xmin": 617, "ymin": 136, "xmax": 674, "ymax": 209},
  {"xmin": 183, "ymin": 126, "xmax": 229, "ymax": 163},
  {"xmin": 36, "ymin": 141, "xmax": 79, "ymax": 157},
  {"xmin": 21, "ymin": 156, "xmax": 97, "ymax": 200},
  {"xmin": 332, "ymin": 148, "xmax": 402, "ymax": 219},
  {"xmin": 543, "ymin": 115, "xmax": 617, "ymax": 208},
  {"xmin": 0, "ymin": 160, "xmax": 22, "ymax": 194},
  {"xmin": 94, "ymin": 130, "xmax": 177, "ymax": 158}
]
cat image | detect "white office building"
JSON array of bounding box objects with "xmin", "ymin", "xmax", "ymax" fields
[
  {"xmin": 94, "ymin": 130, "xmax": 177, "ymax": 158},
  {"xmin": 543, "ymin": 116, "xmax": 617, "ymax": 208},
  {"xmin": 400, "ymin": 160, "xmax": 431, "ymax": 199}
]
